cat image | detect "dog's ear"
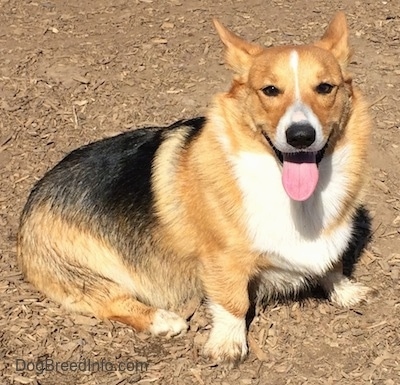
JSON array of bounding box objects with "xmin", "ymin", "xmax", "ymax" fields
[
  {"xmin": 213, "ymin": 19, "xmax": 263, "ymax": 75},
  {"xmin": 314, "ymin": 12, "xmax": 351, "ymax": 69}
]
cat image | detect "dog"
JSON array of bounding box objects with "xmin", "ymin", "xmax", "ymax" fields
[{"xmin": 18, "ymin": 12, "xmax": 371, "ymax": 364}]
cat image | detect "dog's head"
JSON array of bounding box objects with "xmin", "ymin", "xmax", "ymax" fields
[{"xmin": 214, "ymin": 13, "xmax": 353, "ymax": 201}]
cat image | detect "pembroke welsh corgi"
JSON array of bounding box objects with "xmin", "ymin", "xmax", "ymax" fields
[{"xmin": 18, "ymin": 12, "xmax": 372, "ymax": 364}]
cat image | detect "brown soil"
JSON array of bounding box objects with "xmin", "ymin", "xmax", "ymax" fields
[{"xmin": 1, "ymin": 0, "xmax": 399, "ymax": 384}]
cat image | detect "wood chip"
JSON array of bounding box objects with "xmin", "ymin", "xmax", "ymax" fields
[
  {"xmin": 248, "ymin": 334, "xmax": 268, "ymax": 362},
  {"xmin": 373, "ymin": 180, "xmax": 390, "ymax": 194},
  {"xmin": 72, "ymin": 314, "xmax": 99, "ymax": 326},
  {"xmin": 13, "ymin": 376, "xmax": 34, "ymax": 384}
]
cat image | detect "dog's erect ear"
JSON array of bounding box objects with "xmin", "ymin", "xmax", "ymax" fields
[
  {"xmin": 314, "ymin": 12, "xmax": 351, "ymax": 69},
  {"xmin": 213, "ymin": 19, "xmax": 263, "ymax": 75}
]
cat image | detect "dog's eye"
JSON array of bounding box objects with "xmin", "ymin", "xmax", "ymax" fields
[
  {"xmin": 316, "ymin": 83, "xmax": 334, "ymax": 95},
  {"xmin": 261, "ymin": 85, "xmax": 281, "ymax": 97}
]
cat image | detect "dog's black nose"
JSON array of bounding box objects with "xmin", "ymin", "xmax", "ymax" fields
[{"xmin": 286, "ymin": 123, "xmax": 316, "ymax": 149}]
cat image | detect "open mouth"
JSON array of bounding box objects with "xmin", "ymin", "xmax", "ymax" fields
[
  {"xmin": 262, "ymin": 132, "xmax": 329, "ymax": 165},
  {"xmin": 262, "ymin": 132, "xmax": 331, "ymax": 202}
]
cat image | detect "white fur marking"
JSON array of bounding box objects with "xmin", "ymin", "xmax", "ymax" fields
[
  {"xmin": 320, "ymin": 272, "xmax": 370, "ymax": 307},
  {"xmin": 275, "ymin": 101, "xmax": 325, "ymax": 152},
  {"xmin": 292, "ymin": 110, "xmax": 307, "ymax": 122},
  {"xmin": 274, "ymin": 50, "xmax": 325, "ymax": 153},
  {"xmin": 231, "ymin": 145, "xmax": 353, "ymax": 279},
  {"xmin": 258, "ymin": 268, "xmax": 309, "ymax": 300},
  {"xmin": 290, "ymin": 50, "xmax": 300, "ymax": 100},
  {"xmin": 149, "ymin": 309, "xmax": 188, "ymax": 337},
  {"xmin": 204, "ymin": 303, "xmax": 247, "ymax": 361},
  {"xmin": 210, "ymin": 112, "xmax": 232, "ymax": 152}
]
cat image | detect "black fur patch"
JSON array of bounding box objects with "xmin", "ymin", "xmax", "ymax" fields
[{"xmin": 22, "ymin": 117, "xmax": 206, "ymax": 264}]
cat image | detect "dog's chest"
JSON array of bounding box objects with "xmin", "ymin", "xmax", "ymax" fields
[{"xmin": 231, "ymin": 146, "xmax": 353, "ymax": 276}]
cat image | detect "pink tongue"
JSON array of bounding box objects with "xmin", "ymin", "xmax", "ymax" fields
[{"xmin": 282, "ymin": 152, "xmax": 319, "ymax": 201}]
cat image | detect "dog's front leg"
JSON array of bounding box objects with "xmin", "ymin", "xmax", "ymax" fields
[
  {"xmin": 320, "ymin": 261, "xmax": 371, "ymax": 307},
  {"xmin": 201, "ymin": 258, "xmax": 250, "ymax": 365}
]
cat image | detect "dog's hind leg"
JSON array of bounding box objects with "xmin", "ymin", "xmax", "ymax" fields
[
  {"xmin": 21, "ymin": 251, "xmax": 188, "ymax": 337},
  {"xmin": 18, "ymin": 208, "xmax": 187, "ymax": 337},
  {"xmin": 100, "ymin": 295, "xmax": 188, "ymax": 337},
  {"xmin": 38, "ymin": 265, "xmax": 189, "ymax": 336}
]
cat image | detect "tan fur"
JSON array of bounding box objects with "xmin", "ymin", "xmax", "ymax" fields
[
  {"xmin": 18, "ymin": 202, "xmax": 199, "ymax": 330},
  {"xmin": 324, "ymin": 87, "xmax": 371, "ymax": 233}
]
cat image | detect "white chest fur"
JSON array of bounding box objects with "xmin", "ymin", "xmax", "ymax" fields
[{"xmin": 231, "ymin": 146, "xmax": 354, "ymax": 277}]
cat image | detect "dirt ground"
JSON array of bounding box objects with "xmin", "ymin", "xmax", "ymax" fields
[{"xmin": 1, "ymin": 0, "xmax": 399, "ymax": 384}]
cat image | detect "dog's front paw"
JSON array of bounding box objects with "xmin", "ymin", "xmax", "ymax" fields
[
  {"xmin": 321, "ymin": 272, "xmax": 372, "ymax": 307},
  {"xmin": 204, "ymin": 330, "xmax": 248, "ymax": 366},
  {"xmin": 329, "ymin": 280, "xmax": 371, "ymax": 307},
  {"xmin": 203, "ymin": 303, "xmax": 248, "ymax": 366},
  {"xmin": 149, "ymin": 309, "xmax": 188, "ymax": 337},
  {"xmin": 204, "ymin": 333, "xmax": 247, "ymax": 367}
]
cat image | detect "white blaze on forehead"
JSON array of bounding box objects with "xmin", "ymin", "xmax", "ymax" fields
[
  {"xmin": 273, "ymin": 49, "xmax": 325, "ymax": 152},
  {"xmin": 289, "ymin": 50, "xmax": 300, "ymax": 100}
]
